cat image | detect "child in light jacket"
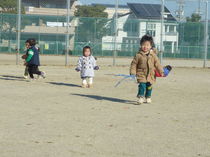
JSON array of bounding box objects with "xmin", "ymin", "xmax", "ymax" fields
[{"xmin": 75, "ymin": 46, "xmax": 99, "ymax": 88}]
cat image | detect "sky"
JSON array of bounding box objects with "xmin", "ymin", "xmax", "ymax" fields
[{"xmin": 79, "ymin": 0, "xmax": 210, "ymax": 20}]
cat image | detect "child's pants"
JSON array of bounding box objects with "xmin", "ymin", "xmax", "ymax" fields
[
  {"xmin": 24, "ymin": 66, "xmax": 29, "ymax": 76},
  {"xmin": 137, "ymin": 82, "xmax": 152, "ymax": 98},
  {"xmin": 82, "ymin": 77, "xmax": 93, "ymax": 85},
  {"xmin": 25, "ymin": 66, "xmax": 39, "ymax": 77},
  {"xmin": 28, "ymin": 65, "xmax": 41, "ymax": 79}
]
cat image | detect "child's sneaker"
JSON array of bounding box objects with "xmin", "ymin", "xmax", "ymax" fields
[
  {"xmin": 28, "ymin": 78, "xmax": 36, "ymax": 82},
  {"xmin": 137, "ymin": 97, "xmax": 144, "ymax": 105},
  {"xmin": 41, "ymin": 71, "xmax": 46, "ymax": 79},
  {"xmin": 88, "ymin": 84, "xmax": 93, "ymax": 88},
  {"xmin": 82, "ymin": 83, "xmax": 87, "ymax": 88},
  {"xmin": 23, "ymin": 75, "xmax": 28, "ymax": 79},
  {"xmin": 146, "ymin": 98, "xmax": 152, "ymax": 104},
  {"xmin": 36, "ymin": 75, "xmax": 40, "ymax": 79}
]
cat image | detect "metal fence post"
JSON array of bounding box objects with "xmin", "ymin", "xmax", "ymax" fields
[
  {"xmin": 113, "ymin": 0, "xmax": 119, "ymax": 66},
  {"xmin": 160, "ymin": 0, "xmax": 165, "ymax": 64},
  {"xmin": 16, "ymin": 0, "xmax": 21, "ymax": 65},
  {"xmin": 0, "ymin": 13, "xmax": 2, "ymax": 52},
  {"xmin": 203, "ymin": 0, "xmax": 209, "ymax": 68},
  {"xmin": 65, "ymin": 0, "xmax": 71, "ymax": 66}
]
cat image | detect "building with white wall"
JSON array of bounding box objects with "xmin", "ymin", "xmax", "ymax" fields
[
  {"xmin": 92, "ymin": 3, "xmax": 130, "ymax": 19},
  {"xmin": 101, "ymin": 3, "xmax": 179, "ymax": 53},
  {"xmin": 21, "ymin": 0, "xmax": 78, "ymax": 52}
]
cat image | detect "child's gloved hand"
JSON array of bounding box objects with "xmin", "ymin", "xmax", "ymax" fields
[
  {"xmin": 155, "ymin": 65, "xmax": 172, "ymax": 77},
  {"xmin": 130, "ymin": 75, "xmax": 137, "ymax": 82},
  {"xmin": 75, "ymin": 67, "xmax": 81, "ymax": 72},
  {"xmin": 94, "ymin": 66, "xmax": 99, "ymax": 70},
  {"xmin": 22, "ymin": 54, "xmax": 27, "ymax": 59},
  {"xmin": 24, "ymin": 62, "xmax": 28, "ymax": 66},
  {"xmin": 164, "ymin": 65, "xmax": 172, "ymax": 77}
]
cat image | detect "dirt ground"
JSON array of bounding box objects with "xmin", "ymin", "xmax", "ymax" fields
[{"xmin": 0, "ymin": 54, "xmax": 210, "ymax": 157}]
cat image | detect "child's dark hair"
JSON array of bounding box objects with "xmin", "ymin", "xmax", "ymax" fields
[
  {"xmin": 25, "ymin": 38, "xmax": 36, "ymax": 46},
  {"xmin": 83, "ymin": 46, "xmax": 91, "ymax": 56},
  {"xmin": 140, "ymin": 35, "xmax": 154, "ymax": 47}
]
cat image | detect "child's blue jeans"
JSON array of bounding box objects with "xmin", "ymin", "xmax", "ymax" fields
[{"xmin": 137, "ymin": 82, "xmax": 152, "ymax": 98}]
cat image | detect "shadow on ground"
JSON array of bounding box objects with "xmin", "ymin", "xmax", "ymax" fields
[
  {"xmin": 47, "ymin": 82, "xmax": 81, "ymax": 88},
  {"xmin": 0, "ymin": 75, "xmax": 25, "ymax": 81},
  {"xmin": 71, "ymin": 93, "xmax": 136, "ymax": 105}
]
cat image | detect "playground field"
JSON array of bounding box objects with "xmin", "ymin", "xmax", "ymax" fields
[{"xmin": 0, "ymin": 54, "xmax": 210, "ymax": 157}]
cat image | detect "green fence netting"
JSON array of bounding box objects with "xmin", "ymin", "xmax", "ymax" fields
[{"xmin": 0, "ymin": 13, "xmax": 210, "ymax": 59}]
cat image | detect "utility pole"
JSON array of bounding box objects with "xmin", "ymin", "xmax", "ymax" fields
[
  {"xmin": 176, "ymin": 0, "xmax": 185, "ymax": 22},
  {"xmin": 197, "ymin": 0, "xmax": 202, "ymax": 15}
]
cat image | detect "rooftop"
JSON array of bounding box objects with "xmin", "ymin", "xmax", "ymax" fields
[
  {"xmin": 91, "ymin": 3, "xmax": 129, "ymax": 9},
  {"xmin": 22, "ymin": 0, "xmax": 77, "ymax": 8},
  {"xmin": 127, "ymin": 3, "xmax": 176, "ymax": 21}
]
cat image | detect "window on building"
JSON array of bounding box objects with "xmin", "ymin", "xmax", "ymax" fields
[
  {"xmin": 147, "ymin": 23, "xmax": 156, "ymax": 37},
  {"xmin": 146, "ymin": 30, "xmax": 156, "ymax": 37},
  {"xmin": 123, "ymin": 38, "xmax": 140, "ymax": 51},
  {"xmin": 165, "ymin": 25, "xmax": 177, "ymax": 33},
  {"xmin": 123, "ymin": 21, "xmax": 139, "ymax": 36},
  {"xmin": 169, "ymin": 25, "xmax": 175, "ymax": 32},
  {"xmin": 147, "ymin": 23, "xmax": 156, "ymax": 30},
  {"xmin": 165, "ymin": 25, "xmax": 169, "ymax": 32}
]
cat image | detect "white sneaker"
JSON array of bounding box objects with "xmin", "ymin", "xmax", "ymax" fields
[
  {"xmin": 37, "ymin": 75, "xmax": 40, "ymax": 79},
  {"xmin": 146, "ymin": 98, "xmax": 152, "ymax": 104},
  {"xmin": 29, "ymin": 78, "xmax": 36, "ymax": 82},
  {"xmin": 23, "ymin": 75, "xmax": 28, "ymax": 79},
  {"xmin": 137, "ymin": 97, "xmax": 144, "ymax": 104},
  {"xmin": 88, "ymin": 83, "xmax": 93, "ymax": 88},
  {"xmin": 82, "ymin": 83, "xmax": 87, "ymax": 88},
  {"xmin": 41, "ymin": 71, "xmax": 46, "ymax": 79}
]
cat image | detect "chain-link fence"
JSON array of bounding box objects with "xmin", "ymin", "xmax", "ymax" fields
[{"xmin": 0, "ymin": 0, "xmax": 209, "ymax": 66}]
